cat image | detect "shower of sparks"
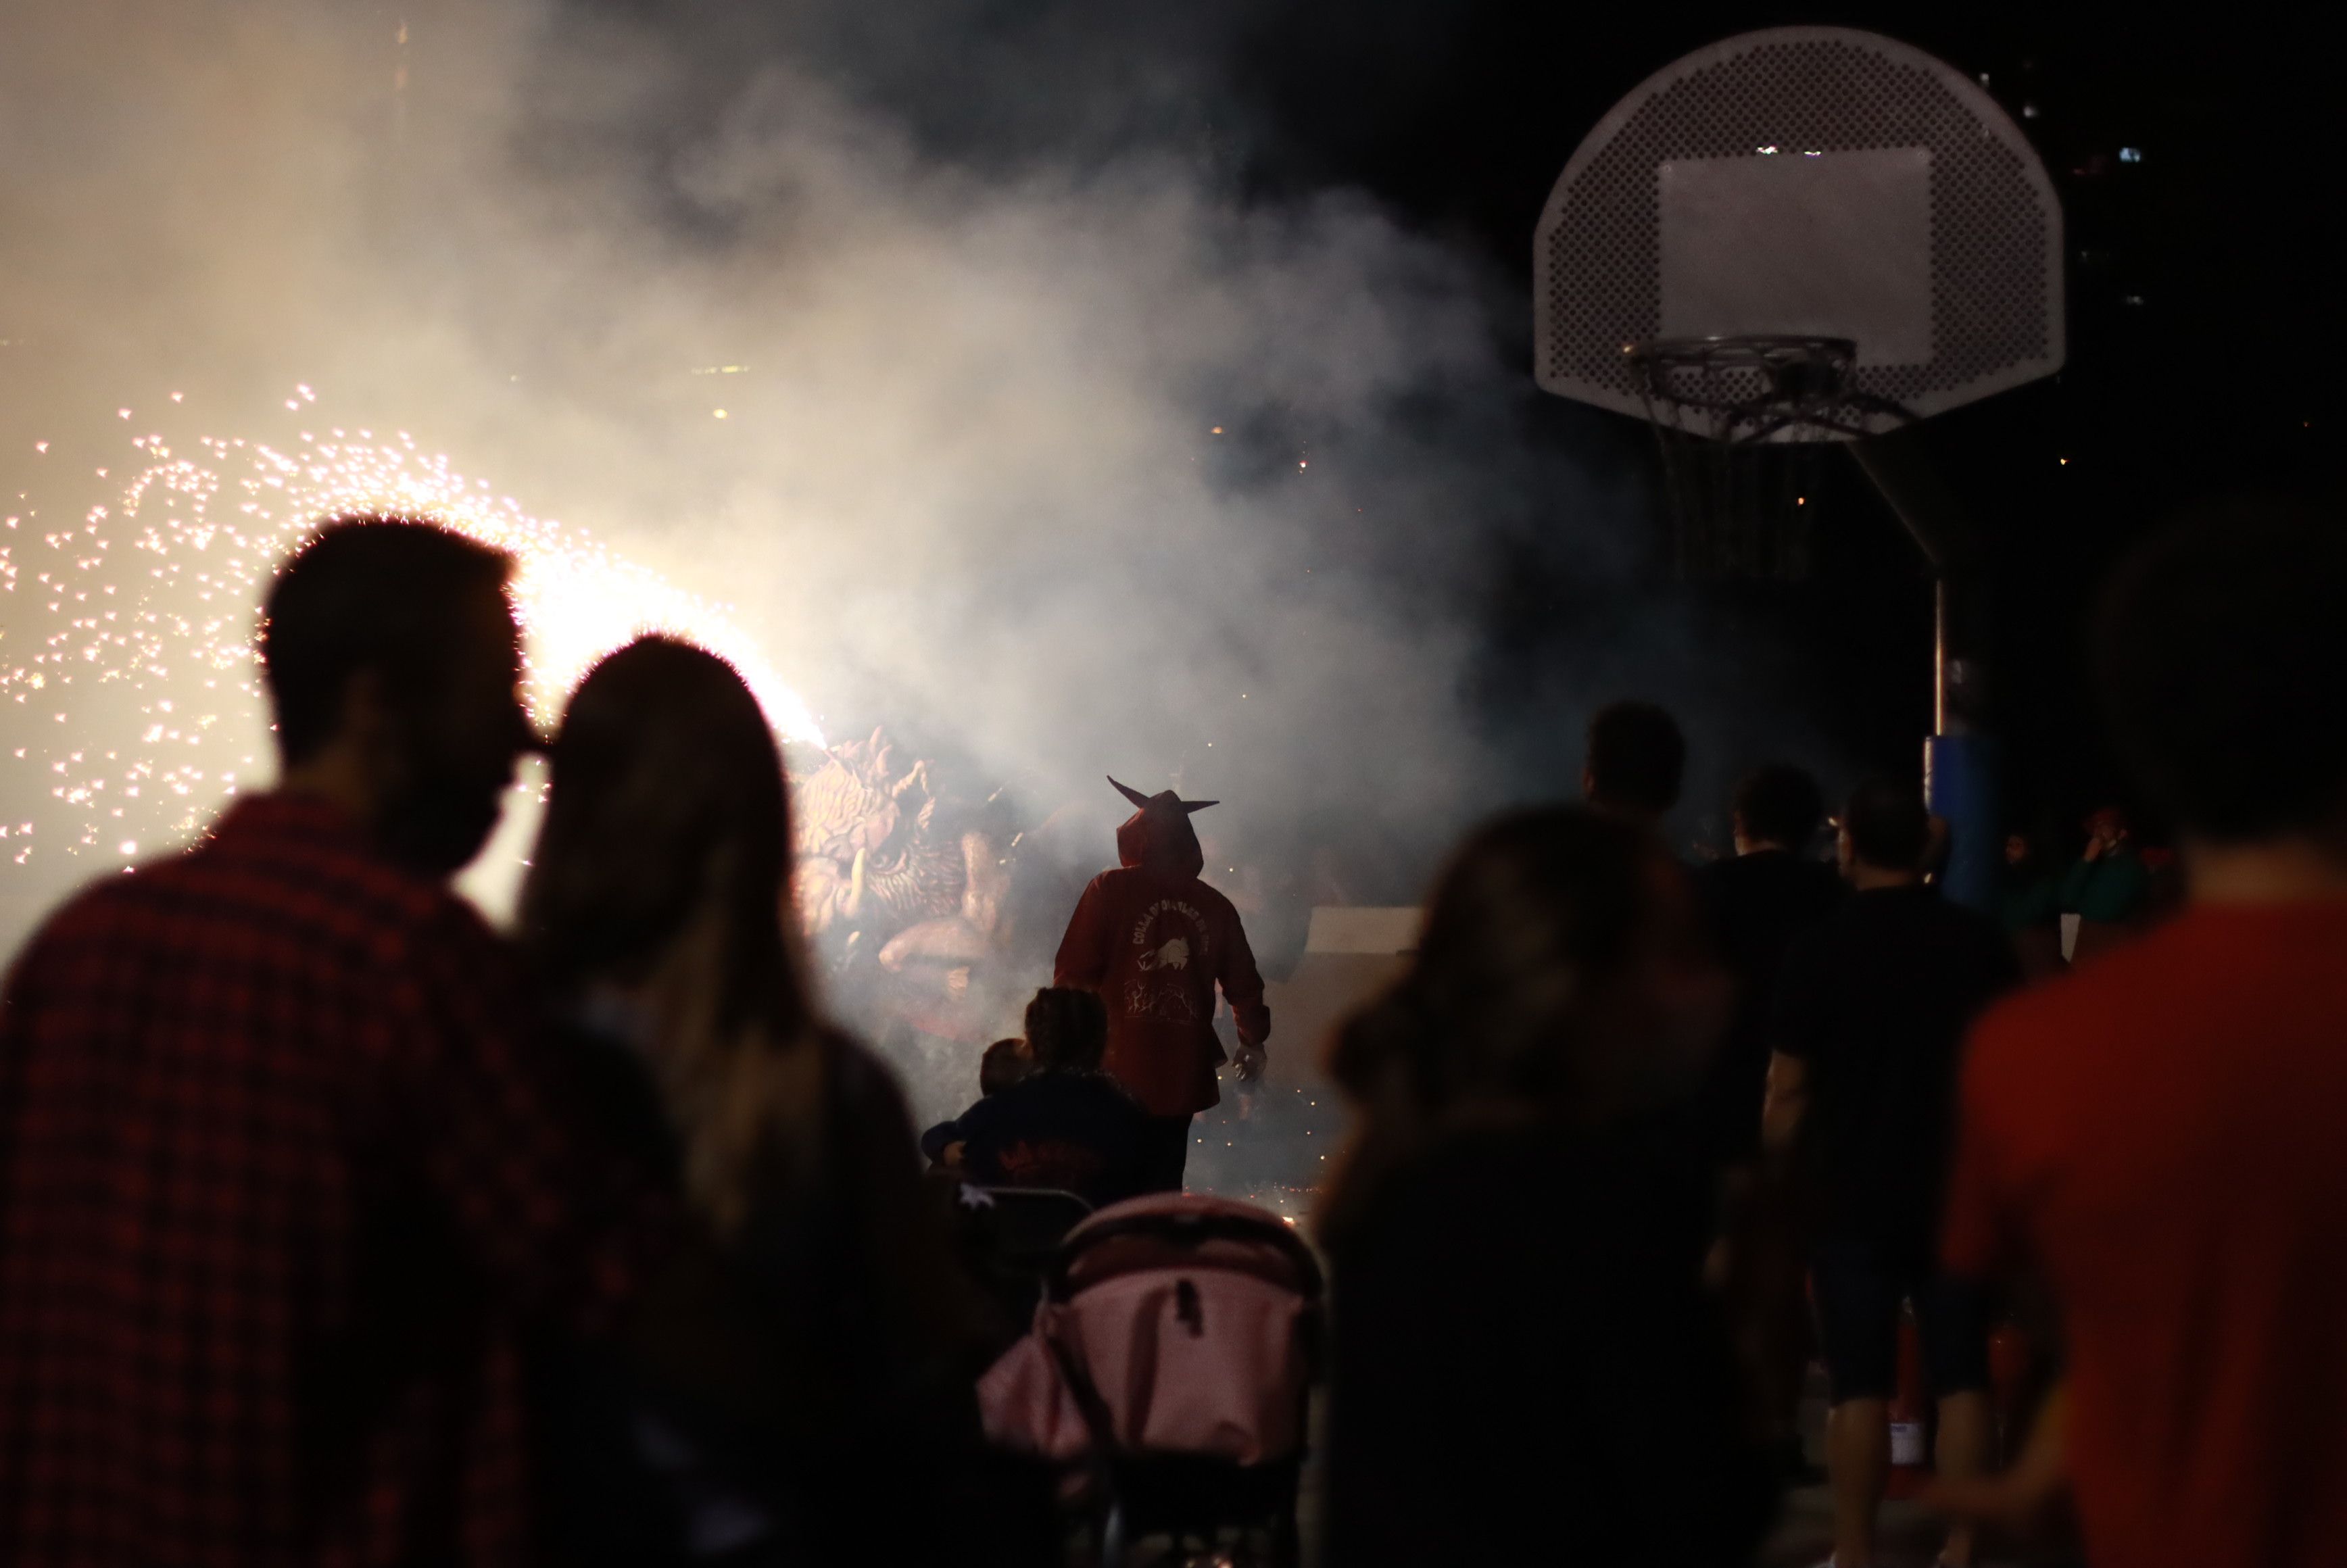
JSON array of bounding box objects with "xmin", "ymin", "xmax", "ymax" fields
[{"xmin": 1, "ymin": 389, "xmax": 821, "ymax": 877}]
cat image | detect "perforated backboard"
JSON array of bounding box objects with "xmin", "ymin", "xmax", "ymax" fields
[{"xmin": 1535, "ymin": 28, "xmax": 2064, "ymax": 440}]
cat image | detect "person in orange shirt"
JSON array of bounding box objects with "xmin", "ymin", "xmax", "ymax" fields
[
  {"xmin": 1053, "ymin": 779, "xmax": 1270, "ymax": 1192},
  {"xmin": 1936, "ymin": 500, "xmax": 2347, "ymax": 1568}
]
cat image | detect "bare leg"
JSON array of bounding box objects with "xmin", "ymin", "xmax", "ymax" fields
[
  {"xmin": 1933, "ymin": 1391, "xmax": 1994, "ymax": 1567},
  {"xmin": 1826, "ymin": 1397, "xmax": 1889, "ymax": 1567}
]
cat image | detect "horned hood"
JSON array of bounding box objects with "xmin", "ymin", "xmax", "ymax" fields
[{"xmin": 1109, "ymin": 776, "xmax": 1214, "ymax": 879}]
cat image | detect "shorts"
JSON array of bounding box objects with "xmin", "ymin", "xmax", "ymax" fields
[{"xmin": 1811, "ymin": 1239, "xmax": 1990, "ymax": 1404}]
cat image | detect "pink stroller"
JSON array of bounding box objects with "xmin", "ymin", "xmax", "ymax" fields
[{"xmin": 979, "ymin": 1192, "xmax": 1325, "ymax": 1566}]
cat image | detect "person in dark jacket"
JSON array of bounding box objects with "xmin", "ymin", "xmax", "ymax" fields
[
  {"xmin": 2000, "ymin": 830, "xmax": 2066, "ymax": 978},
  {"xmin": 1695, "ymin": 763, "xmax": 1846, "ymax": 1165},
  {"xmin": 519, "ymin": 636, "xmax": 1032, "ymax": 1568},
  {"xmin": 921, "ymin": 1038, "xmax": 1031, "ymax": 1168},
  {"xmin": 1582, "ymin": 698, "xmax": 1687, "ymax": 831},
  {"xmin": 2060, "ymin": 806, "xmax": 2152, "ymax": 965},
  {"xmin": 923, "ymin": 987, "xmax": 1153, "ymax": 1209},
  {"xmin": 1054, "ymin": 778, "xmax": 1270, "ymax": 1192},
  {"xmin": 1693, "ymin": 763, "xmax": 1846, "ymax": 1481},
  {"xmin": 1320, "ymin": 807, "xmax": 1773, "ymax": 1567},
  {"xmin": 1764, "ymin": 778, "xmax": 2020, "ymax": 1568}
]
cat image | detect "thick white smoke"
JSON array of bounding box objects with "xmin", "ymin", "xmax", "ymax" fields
[{"xmin": 1, "ymin": 0, "xmax": 1825, "ymax": 1009}]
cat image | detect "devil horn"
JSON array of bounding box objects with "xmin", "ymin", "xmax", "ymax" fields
[
  {"xmin": 1182, "ymin": 799, "xmax": 1219, "ymax": 814},
  {"xmin": 1107, "ymin": 776, "xmax": 1153, "ymax": 809}
]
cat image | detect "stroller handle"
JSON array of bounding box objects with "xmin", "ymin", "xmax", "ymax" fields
[{"xmin": 1043, "ymin": 1209, "xmax": 1325, "ymax": 1304}]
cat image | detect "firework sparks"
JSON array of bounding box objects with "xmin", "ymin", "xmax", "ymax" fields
[{"xmin": 1, "ymin": 389, "xmax": 821, "ymax": 880}]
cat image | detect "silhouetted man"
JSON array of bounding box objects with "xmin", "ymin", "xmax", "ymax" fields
[
  {"xmin": 1937, "ymin": 502, "xmax": 2347, "ymax": 1568},
  {"xmin": 1764, "ymin": 779, "xmax": 2017, "ymax": 1568},
  {"xmin": 1695, "ymin": 764, "xmax": 1847, "ymax": 1479},
  {"xmin": 1695, "ymin": 763, "xmax": 1845, "ymax": 1165},
  {"xmin": 1582, "ymin": 700, "xmax": 1686, "ymax": 831},
  {"xmin": 1055, "ymin": 779, "xmax": 1269, "ymax": 1192},
  {"xmin": 0, "ymin": 517, "xmax": 637, "ymax": 1568}
]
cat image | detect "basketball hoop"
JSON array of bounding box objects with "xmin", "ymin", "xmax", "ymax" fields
[
  {"xmin": 1625, "ymin": 335, "xmax": 1920, "ymax": 578},
  {"xmin": 1531, "ymin": 26, "xmax": 2070, "ymax": 905},
  {"xmin": 1627, "ymin": 336, "xmax": 1917, "ymax": 444},
  {"xmin": 1529, "ymin": 26, "xmax": 2064, "ymax": 581}
]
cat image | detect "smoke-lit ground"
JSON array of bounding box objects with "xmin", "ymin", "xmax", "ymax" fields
[{"xmin": 1, "ymin": 0, "xmax": 1839, "ymax": 1137}]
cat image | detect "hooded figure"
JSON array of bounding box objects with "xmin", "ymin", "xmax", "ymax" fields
[{"xmin": 1054, "ymin": 779, "xmax": 1270, "ymax": 1191}]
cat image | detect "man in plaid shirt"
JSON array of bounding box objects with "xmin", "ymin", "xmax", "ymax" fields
[{"xmin": 0, "ymin": 519, "xmax": 647, "ymax": 1567}]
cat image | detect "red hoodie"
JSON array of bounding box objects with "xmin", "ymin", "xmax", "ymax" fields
[{"xmin": 1053, "ymin": 787, "xmax": 1270, "ymax": 1119}]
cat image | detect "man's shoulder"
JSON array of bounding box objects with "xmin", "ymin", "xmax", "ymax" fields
[
  {"xmin": 1968, "ymin": 936, "xmax": 2151, "ymax": 1079},
  {"xmin": 130, "ymin": 806, "xmax": 483, "ymax": 960},
  {"xmin": 1015, "ymin": 1068, "xmax": 1144, "ymax": 1112},
  {"xmin": 1063, "ymin": 1069, "xmax": 1149, "ymax": 1121},
  {"xmin": 1706, "ymin": 853, "xmax": 1844, "ymax": 923}
]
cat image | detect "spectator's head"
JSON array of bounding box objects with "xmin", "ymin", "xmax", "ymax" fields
[
  {"xmin": 979, "ymin": 1037, "xmax": 1031, "ymax": 1096},
  {"xmin": 262, "ymin": 516, "xmax": 525, "ymax": 874},
  {"xmin": 1582, "ymin": 701, "xmax": 1685, "ymax": 826},
  {"xmin": 2004, "ymin": 832, "xmax": 2035, "ymax": 868},
  {"xmin": 2083, "ymin": 806, "xmax": 2131, "ymax": 853},
  {"xmin": 1732, "ymin": 764, "xmax": 1826, "ymax": 854},
  {"xmin": 1324, "ymin": 807, "xmax": 1727, "ymax": 1243},
  {"xmin": 1839, "ymin": 777, "xmax": 1932, "ymax": 879},
  {"xmin": 523, "ymin": 635, "xmax": 820, "ymax": 1233},
  {"xmin": 2094, "ymin": 499, "xmax": 2347, "ymax": 851},
  {"xmin": 1023, "ymin": 987, "xmax": 1108, "ymax": 1074}
]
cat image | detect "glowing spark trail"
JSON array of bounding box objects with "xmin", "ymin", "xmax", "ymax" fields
[{"xmin": 1, "ymin": 389, "xmax": 821, "ymax": 889}]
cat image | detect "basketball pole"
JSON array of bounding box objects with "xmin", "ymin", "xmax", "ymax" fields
[
  {"xmin": 1850, "ymin": 428, "xmax": 2001, "ymax": 914},
  {"xmin": 1529, "ymin": 28, "xmax": 2063, "ymax": 916}
]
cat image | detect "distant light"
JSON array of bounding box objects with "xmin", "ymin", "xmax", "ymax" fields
[
  {"xmin": 2023, "ymin": 103, "xmax": 2040, "ymax": 119},
  {"xmin": 712, "ymin": 409, "xmax": 727, "ymax": 419},
  {"xmin": 2059, "ymin": 457, "xmax": 2069, "ymax": 466},
  {"xmin": 2119, "ymin": 146, "xmax": 2143, "ymax": 164},
  {"xmin": 1298, "ymin": 460, "xmax": 1307, "ymax": 469},
  {"xmin": 2123, "ymin": 294, "xmax": 2145, "ymax": 306},
  {"xmin": 1978, "ymin": 72, "xmax": 1991, "ymax": 87},
  {"xmin": 1210, "ymin": 426, "xmax": 1225, "ymax": 435},
  {"xmin": 118, "ymin": 841, "xmax": 136, "ymax": 856},
  {"xmin": 1796, "ymin": 495, "xmax": 1806, "ymax": 506},
  {"xmin": 1802, "ymin": 149, "xmax": 1822, "ymax": 158},
  {"xmin": 1756, "ymin": 144, "xmax": 1779, "ymax": 155}
]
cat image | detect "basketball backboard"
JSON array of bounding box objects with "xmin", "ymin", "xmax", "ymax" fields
[{"xmin": 1535, "ymin": 27, "xmax": 2064, "ymax": 441}]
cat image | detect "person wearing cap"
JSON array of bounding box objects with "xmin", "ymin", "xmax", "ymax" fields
[{"xmin": 1054, "ymin": 779, "xmax": 1271, "ymax": 1192}]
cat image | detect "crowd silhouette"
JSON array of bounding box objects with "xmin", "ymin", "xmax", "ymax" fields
[{"xmin": 1, "ymin": 497, "xmax": 2344, "ymax": 1568}]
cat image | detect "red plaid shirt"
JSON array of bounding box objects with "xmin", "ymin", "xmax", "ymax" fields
[{"xmin": 0, "ymin": 792, "xmax": 641, "ymax": 1568}]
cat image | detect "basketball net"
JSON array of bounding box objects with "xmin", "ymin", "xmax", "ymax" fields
[{"xmin": 1626, "ymin": 335, "xmax": 1918, "ymax": 581}]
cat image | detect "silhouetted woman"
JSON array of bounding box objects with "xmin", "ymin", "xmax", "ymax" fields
[
  {"xmin": 520, "ymin": 636, "xmax": 1008, "ymax": 1566},
  {"xmin": 1320, "ymin": 806, "xmax": 1776, "ymax": 1566}
]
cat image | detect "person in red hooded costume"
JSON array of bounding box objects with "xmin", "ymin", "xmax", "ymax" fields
[{"xmin": 1054, "ymin": 778, "xmax": 1271, "ymax": 1192}]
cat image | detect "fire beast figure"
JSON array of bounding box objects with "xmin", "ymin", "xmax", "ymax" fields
[{"xmin": 1054, "ymin": 777, "xmax": 1270, "ymax": 1192}]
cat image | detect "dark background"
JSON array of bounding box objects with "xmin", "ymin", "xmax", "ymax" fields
[
  {"xmin": 1238, "ymin": 3, "xmax": 2343, "ymax": 848},
  {"xmin": 709, "ymin": 0, "xmax": 2344, "ymax": 852}
]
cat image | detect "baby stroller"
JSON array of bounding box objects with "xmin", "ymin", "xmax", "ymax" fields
[{"xmin": 978, "ymin": 1192, "xmax": 1324, "ymax": 1567}]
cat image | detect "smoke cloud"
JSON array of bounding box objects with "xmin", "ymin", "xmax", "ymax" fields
[{"xmin": 1, "ymin": 0, "xmax": 1826, "ymax": 999}]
